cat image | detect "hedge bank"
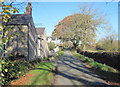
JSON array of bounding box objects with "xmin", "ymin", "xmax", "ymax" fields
[{"xmin": 77, "ymin": 49, "xmax": 120, "ymax": 71}]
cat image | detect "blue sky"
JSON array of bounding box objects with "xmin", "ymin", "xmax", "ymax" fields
[{"xmin": 18, "ymin": 2, "xmax": 118, "ymax": 41}]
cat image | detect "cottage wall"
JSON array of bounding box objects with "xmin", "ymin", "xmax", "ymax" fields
[
  {"xmin": 4, "ymin": 22, "xmax": 38, "ymax": 60},
  {"xmin": 6, "ymin": 25, "xmax": 28, "ymax": 58},
  {"xmin": 0, "ymin": 25, "xmax": 2, "ymax": 57},
  {"xmin": 28, "ymin": 19, "xmax": 38, "ymax": 60}
]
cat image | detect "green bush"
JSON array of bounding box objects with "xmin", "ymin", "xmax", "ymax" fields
[
  {"xmin": 58, "ymin": 51, "xmax": 64, "ymax": 56},
  {"xmin": 2, "ymin": 58, "xmax": 41, "ymax": 85},
  {"xmin": 88, "ymin": 62, "xmax": 96, "ymax": 67},
  {"xmin": 96, "ymin": 35, "xmax": 118, "ymax": 52},
  {"xmin": 48, "ymin": 41, "xmax": 55, "ymax": 51},
  {"xmin": 62, "ymin": 41, "xmax": 73, "ymax": 48}
]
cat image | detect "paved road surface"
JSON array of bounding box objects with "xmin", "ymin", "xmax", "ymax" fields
[{"xmin": 52, "ymin": 50, "xmax": 109, "ymax": 86}]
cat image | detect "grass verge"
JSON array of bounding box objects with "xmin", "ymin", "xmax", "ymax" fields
[
  {"xmin": 71, "ymin": 50, "xmax": 118, "ymax": 73},
  {"xmin": 71, "ymin": 50, "xmax": 120, "ymax": 86},
  {"xmin": 85, "ymin": 49, "xmax": 118, "ymax": 53},
  {"xmin": 11, "ymin": 62, "xmax": 55, "ymax": 85},
  {"xmin": 58, "ymin": 51, "xmax": 64, "ymax": 56}
]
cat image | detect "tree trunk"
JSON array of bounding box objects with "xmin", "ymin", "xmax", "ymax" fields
[
  {"xmin": 73, "ymin": 43, "xmax": 77, "ymax": 49},
  {"xmin": 83, "ymin": 45, "xmax": 86, "ymax": 55}
]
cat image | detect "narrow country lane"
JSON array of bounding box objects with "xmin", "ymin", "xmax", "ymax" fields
[{"xmin": 53, "ymin": 50, "xmax": 109, "ymax": 86}]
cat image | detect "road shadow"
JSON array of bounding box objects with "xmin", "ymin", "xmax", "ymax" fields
[
  {"xmin": 57, "ymin": 54, "xmax": 101, "ymax": 79},
  {"xmin": 57, "ymin": 71, "xmax": 109, "ymax": 86},
  {"xmin": 55, "ymin": 50, "xmax": 120, "ymax": 85}
]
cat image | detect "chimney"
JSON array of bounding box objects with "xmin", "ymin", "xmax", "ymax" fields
[{"xmin": 25, "ymin": 2, "xmax": 32, "ymax": 15}]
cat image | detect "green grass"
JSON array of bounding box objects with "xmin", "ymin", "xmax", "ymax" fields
[
  {"xmin": 28, "ymin": 62, "xmax": 54, "ymax": 85},
  {"xmin": 13, "ymin": 62, "xmax": 55, "ymax": 85},
  {"xmin": 71, "ymin": 51, "xmax": 119, "ymax": 73},
  {"xmin": 58, "ymin": 51, "xmax": 64, "ymax": 56},
  {"xmin": 85, "ymin": 49, "xmax": 118, "ymax": 53}
]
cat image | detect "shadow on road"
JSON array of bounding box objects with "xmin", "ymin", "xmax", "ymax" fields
[{"xmin": 52, "ymin": 50, "xmax": 109, "ymax": 85}]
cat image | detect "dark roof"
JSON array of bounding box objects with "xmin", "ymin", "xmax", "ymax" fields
[
  {"xmin": 0, "ymin": 14, "xmax": 38, "ymax": 36},
  {"xmin": 36, "ymin": 27, "xmax": 45, "ymax": 35},
  {"xmin": 0, "ymin": 14, "xmax": 32, "ymax": 25}
]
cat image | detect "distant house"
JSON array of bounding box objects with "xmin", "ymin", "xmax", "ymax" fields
[
  {"xmin": 47, "ymin": 36, "xmax": 58, "ymax": 46},
  {"xmin": 0, "ymin": 2, "xmax": 48, "ymax": 60},
  {"xmin": 36, "ymin": 27, "xmax": 49, "ymax": 58},
  {"xmin": 47, "ymin": 36, "xmax": 60, "ymax": 52},
  {"xmin": 36, "ymin": 27, "xmax": 47, "ymax": 40}
]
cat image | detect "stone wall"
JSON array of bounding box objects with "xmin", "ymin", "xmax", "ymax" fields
[
  {"xmin": 6, "ymin": 25, "xmax": 28, "ymax": 59},
  {"xmin": 0, "ymin": 25, "xmax": 2, "ymax": 57},
  {"xmin": 0, "ymin": 14, "xmax": 39, "ymax": 60},
  {"xmin": 28, "ymin": 19, "xmax": 38, "ymax": 60}
]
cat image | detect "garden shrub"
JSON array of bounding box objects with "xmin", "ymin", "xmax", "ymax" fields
[
  {"xmin": 48, "ymin": 41, "xmax": 55, "ymax": 51},
  {"xmin": 2, "ymin": 58, "xmax": 41, "ymax": 85},
  {"xmin": 58, "ymin": 51, "xmax": 64, "ymax": 56}
]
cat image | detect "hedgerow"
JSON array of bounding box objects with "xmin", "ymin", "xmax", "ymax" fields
[
  {"xmin": 71, "ymin": 51, "xmax": 119, "ymax": 73},
  {"xmin": 77, "ymin": 49, "xmax": 120, "ymax": 71},
  {"xmin": 2, "ymin": 58, "xmax": 41, "ymax": 85}
]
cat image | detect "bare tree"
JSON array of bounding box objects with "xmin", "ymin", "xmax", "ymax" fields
[{"xmin": 53, "ymin": 4, "xmax": 108, "ymax": 51}]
